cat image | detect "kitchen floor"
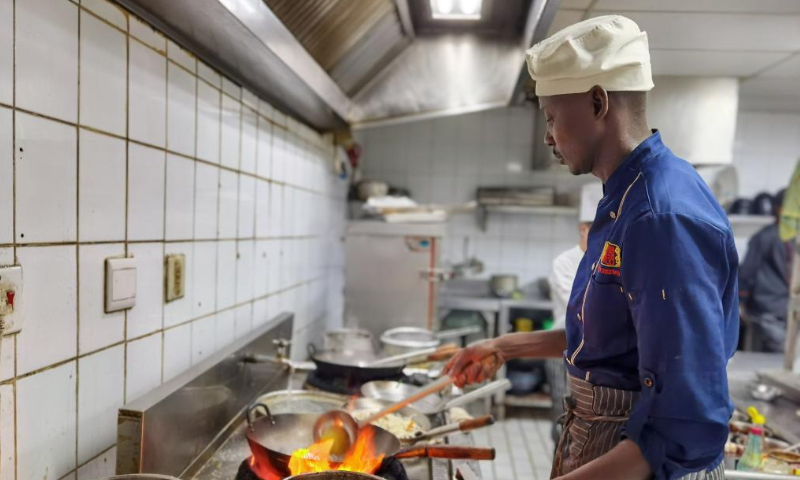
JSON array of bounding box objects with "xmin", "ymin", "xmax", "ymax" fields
[{"xmin": 471, "ymin": 408, "xmax": 556, "ymax": 480}]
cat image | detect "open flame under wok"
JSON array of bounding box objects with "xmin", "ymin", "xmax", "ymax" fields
[{"xmin": 288, "ymin": 427, "xmax": 385, "ymax": 475}]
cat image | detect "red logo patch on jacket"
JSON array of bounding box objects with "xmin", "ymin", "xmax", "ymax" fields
[{"xmin": 600, "ymin": 242, "xmax": 621, "ymax": 268}]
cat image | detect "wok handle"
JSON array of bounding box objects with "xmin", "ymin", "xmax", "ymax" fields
[
  {"xmin": 246, "ymin": 402, "xmax": 274, "ymax": 430},
  {"xmin": 412, "ymin": 415, "xmax": 495, "ymax": 442},
  {"xmin": 458, "ymin": 414, "xmax": 495, "ymax": 432},
  {"xmin": 395, "ymin": 445, "xmax": 496, "ymax": 461},
  {"xmin": 426, "ymin": 343, "xmax": 459, "ymax": 361}
]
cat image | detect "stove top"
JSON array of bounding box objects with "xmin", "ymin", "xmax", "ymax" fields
[{"xmin": 235, "ymin": 456, "xmax": 410, "ymax": 480}]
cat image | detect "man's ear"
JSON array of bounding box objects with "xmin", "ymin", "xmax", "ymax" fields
[{"xmin": 591, "ymin": 86, "xmax": 609, "ymax": 121}]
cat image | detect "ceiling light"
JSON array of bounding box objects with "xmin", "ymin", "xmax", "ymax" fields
[
  {"xmin": 459, "ymin": 0, "xmax": 481, "ymax": 16},
  {"xmin": 431, "ymin": 0, "xmax": 482, "ymax": 20}
]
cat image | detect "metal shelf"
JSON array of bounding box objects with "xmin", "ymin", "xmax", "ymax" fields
[
  {"xmin": 477, "ymin": 204, "xmax": 578, "ymax": 231},
  {"xmin": 728, "ymin": 214, "xmax": 774, "ymax": 226}
]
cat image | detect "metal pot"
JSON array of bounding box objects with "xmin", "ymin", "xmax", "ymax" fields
[
  {"xmin": 380, "ymin": 328, "xmax": 440, "ymax": 357},
  {"xmin": 379, "ymin": 326, "xmax": 483, "ymax": 356},
  {"xmin": 356, "ymin": 180, "xmax": 389, "ymax": 201},
  {"xmin": 324, "ymin": 329, "xmax": 375, "ymax": 353},
  {"xmin": 490, "ymin": 275, "xmax": 518, "ymax": 298}
]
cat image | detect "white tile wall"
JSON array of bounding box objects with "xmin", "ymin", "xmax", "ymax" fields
[
  {"xmin": 221, "ymin": 93, "xmax": 242, "ymax": 169},
  {"xmin": 17, "ymin": 361, "xmax": 77, "ymax": 480},
  {"xmin": 127, "ymin": 143, "xmax": 166, "ymax": 241},
  {"xmin": 129, "ymin": 39, "xmax": 166, "ymax": 147},
  {"xmin": 15, "ymin": 246, "xmax": 77, "ymax": 375},
  {"xmin": 80, "ymin": 11, "xmax": 127, "ymax": 137},
  {"xmin": 77, "ymin": 346, "xmax": 124, "ymax": 464},
  {"xmin": 79, "ymin": 130, "xmax": 126, "ymax": 242},
  {"xmin": 0, "ymin": 0, "xmax": 12, "ymax": 105},
  {"xmin": 15, "ymin": 0, "xmax": 78, "ymax": 123},
  {"xmin": 194, "ymin": 163, "xmax": 220, "ymax": 240},
  {"xmin": 164, "ymin": 153, "xmax": 195, "ymax": 240},
  {"xmin": 16, "ymin": 113, "xmax": 77, "ymax": 243},
  {"xmin": 167, "ymin": 62, "xmax": 197, "ymax": 157},
  {"xmin": 127, "ymin": 243, "xmax": 165, "ymax": 338},
  {"xmin": 125, "ymin": 334, "xmax": 162, "ymax": 402},
  {"xmin": 0, "ymin": 107, "xmax": 11, "ymax": 244},
  {"xmin": 163, "ymin": 324, "xmax": 191, "ymax": 382},
  {"xmin": 0, "ymin": 2, "xmax": 347, "ymax": 479}
]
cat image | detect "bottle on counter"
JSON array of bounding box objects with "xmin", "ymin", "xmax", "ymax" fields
[{"xmin": 736, "ymin": 406, "xmax": 766, "ymax": 472}]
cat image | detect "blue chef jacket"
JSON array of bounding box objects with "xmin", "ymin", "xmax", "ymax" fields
[{"xmin": 564, "ymin": 131, "xmax": 739, "ymax": 480}]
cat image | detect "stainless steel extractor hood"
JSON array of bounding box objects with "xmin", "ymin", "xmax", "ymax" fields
[{"xmin": 114, "ymin": 0, "xmax": 559, "ymax": 131}]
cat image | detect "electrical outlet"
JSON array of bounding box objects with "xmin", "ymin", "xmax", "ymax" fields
[
  {"xmin": 0, "ymin": 266, "xmax": 24, "ymax": 334},
  {"xmin": 165, "ymin": 254, "xmax": 186, "ymax": 302}
]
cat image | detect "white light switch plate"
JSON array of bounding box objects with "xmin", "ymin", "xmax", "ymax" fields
[
  {"xmin": 0, "ymin": 266, "xmax": 24, "ymax": 334},
  {"xmin": 105, "ymin": 257, "xmax": 137, "ymax": 313}
]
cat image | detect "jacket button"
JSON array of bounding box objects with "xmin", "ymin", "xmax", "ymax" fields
[
  {"xmin": 644, "ymin": 377, "xmax": 654, "ymax": 388},
  {"xmin": 610, "ymin": 211, "xmax": 617, "ymax": 219}
]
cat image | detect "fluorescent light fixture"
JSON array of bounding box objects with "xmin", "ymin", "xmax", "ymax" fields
[{"xmin": 431, "ymin": 0, "xmax": 482, "ymax": 20}]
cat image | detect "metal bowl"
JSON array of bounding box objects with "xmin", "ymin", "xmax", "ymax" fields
[{"xmin": 751, "ymin": 383, "xmax": 781, "ymax": 402}]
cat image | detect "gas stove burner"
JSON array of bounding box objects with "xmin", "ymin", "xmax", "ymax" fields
[{"xmin": 235, "ymin": 456, "xmax": 409, "ymax": 480}]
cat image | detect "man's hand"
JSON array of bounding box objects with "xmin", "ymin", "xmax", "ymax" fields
[{"xmin": 443, "ymin": 340, "xmax": 505, "ymax": 387}]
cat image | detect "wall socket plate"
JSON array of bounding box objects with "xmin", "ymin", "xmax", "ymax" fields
[
  {"xmin": 165, "ymin": 254, "xmax": 186, "ymax": 302},
  {"xmin": 0, "ymin": 266, "xmax": 24, "ymax": 334}
]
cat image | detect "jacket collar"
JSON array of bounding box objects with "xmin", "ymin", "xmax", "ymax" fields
[{"xmin": 604, "ymin": 130, "xmax": 664, "ymax": 196}]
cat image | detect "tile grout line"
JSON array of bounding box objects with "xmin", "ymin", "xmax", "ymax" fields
[
  {"xmin": 74, "ymin": 1, "xmax": 82, "ymax": 472},
  {"xmin": 10, "ymin": 0, "xmax": 17, "ymax": 477},
  {"xmin": 122, "ymin": 2, "xmax": 131, "ymax": 406}
]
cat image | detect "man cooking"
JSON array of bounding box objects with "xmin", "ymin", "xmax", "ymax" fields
[{"xmin": 444, "ymin": 15, "xmax": 738, "ymax": 480}]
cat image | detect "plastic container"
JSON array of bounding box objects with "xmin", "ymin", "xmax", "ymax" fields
[{"xmin": 737, "ymin": 406, "xmax": 766, "ymax": 472}]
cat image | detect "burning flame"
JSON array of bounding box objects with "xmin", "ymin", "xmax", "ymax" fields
[{"xmin": 289, "ymin": 428, "xmax": 385, "ymax": 475}]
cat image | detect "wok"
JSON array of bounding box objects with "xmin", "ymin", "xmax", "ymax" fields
[
  {"xmin": 285, "ymin": 473, "xmax": 382, "ymax": 480},
  {"xmin": 346, "ymin": 397, "xmax": 494, "ymax": 443},
  {"xmin": 307, "ymin": 343, "xmax": 458, "ymax": 383},
  {"xmin": 245, "ymin": 403, "xmax": 495, "ymax": 478}
]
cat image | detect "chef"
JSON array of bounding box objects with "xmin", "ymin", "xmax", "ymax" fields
[{"xmin": 444, "ymin": 15, "xmax": 738, "ymax": 480}]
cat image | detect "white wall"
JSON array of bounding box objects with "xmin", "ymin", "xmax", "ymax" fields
[
  {"xmin": 733, "ymin": 110, "xmax": 800, "ymax": 198},
  {"xmin": 0, "ymin": 1, "xmax": 347, "ymax": 479},
  {"xmin": 356, "ymin": 106, "xmax": 595, "ymax": 286}
]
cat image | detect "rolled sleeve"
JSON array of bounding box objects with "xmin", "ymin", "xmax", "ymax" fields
[{"xmin": 620, "ymin": 213, "xmax": 737, "ymax": 480}]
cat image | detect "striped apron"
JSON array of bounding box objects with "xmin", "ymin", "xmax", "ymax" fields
[{"xmin": 550, "ymin": 375, "xmax": 726, "ymax": 480}]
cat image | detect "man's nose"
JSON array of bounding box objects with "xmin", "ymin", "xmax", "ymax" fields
[{"xmin": 544, "ymin": 129, "xmax": 554, "ymax": 146}]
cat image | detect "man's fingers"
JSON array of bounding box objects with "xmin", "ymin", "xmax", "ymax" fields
[{"xmin": 445, "ymin": 349, "xmax": 472, "ymax": 377}]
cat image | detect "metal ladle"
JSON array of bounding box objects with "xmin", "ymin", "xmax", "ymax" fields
[{"xmin": 313, "ymin": 376, "xmax": 456, "ymax": 455}]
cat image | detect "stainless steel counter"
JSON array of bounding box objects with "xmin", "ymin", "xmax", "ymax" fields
[{"xmin": 727, "ymin": 351, "xmax": 800, "ymax": 445}]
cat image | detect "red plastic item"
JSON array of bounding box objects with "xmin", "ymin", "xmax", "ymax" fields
[{"xmin": 6, "ymin": 291, "xmax": 14, "ymax": 307}]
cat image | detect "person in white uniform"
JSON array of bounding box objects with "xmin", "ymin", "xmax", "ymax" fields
[{"xmin": 545, "ymin": 182, "xmax": 603, "ymax": 446}]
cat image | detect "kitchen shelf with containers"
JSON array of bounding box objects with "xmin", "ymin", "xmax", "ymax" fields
[{"xmin": 499, "ymin": 303, "xmax": 556, "ymax": 410}]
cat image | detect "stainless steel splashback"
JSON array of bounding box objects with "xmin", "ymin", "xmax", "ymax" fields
[{"xmin": 116, "ymin": 313, "xmax": 295, "ymax": 477}]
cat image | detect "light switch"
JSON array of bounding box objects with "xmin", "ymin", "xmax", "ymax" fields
[
  {"xmin": 0, "ymin": 266, "xmax": 24, "ymax": 333},
  {"xmin": 165, "ymin": 254, "xmax": 186, "ymax": 302},
  {"xmin": 105, "ymin": 257, "xmax": 137, "ymax": 313}
]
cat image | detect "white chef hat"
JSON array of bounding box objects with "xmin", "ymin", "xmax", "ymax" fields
[
  {"xmin": 526, "ymin": 15, "xmax": 654, "ymax": 97},
  {"xmin": 580, "ymin": 182, "xmax": 604, "ymax": 223}
]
